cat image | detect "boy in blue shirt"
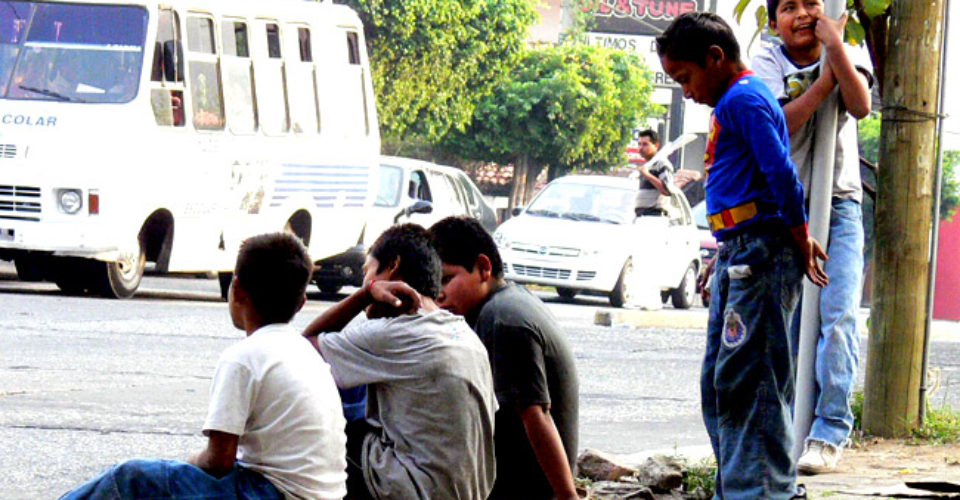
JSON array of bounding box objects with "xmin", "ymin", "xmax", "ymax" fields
[
  {"xmin": 752, "ymin": 0, "xmax": 873, "ymax": 475},
  {"xmin": 657, "ymin": 12, "xmax": 828, "ymax": 499}
]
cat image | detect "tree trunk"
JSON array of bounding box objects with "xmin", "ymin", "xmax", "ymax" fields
[
  {"xmin": 863, "ymin": 0, "xmax": 946, "ymax": 437},
  {"xmin": 508, "ymin": 155, "xmax": 544, "ymax": 211}
]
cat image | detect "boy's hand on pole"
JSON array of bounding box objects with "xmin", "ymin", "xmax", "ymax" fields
[
  {"xmin": 815, "ymin": 11, "xmax": 847, "ymax": 51},
  {"xmin": 802, "ymin": 237, "xmax": 830, "ymax": 287}
]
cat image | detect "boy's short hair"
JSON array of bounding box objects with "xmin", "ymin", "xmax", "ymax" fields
[
  {"xmin": 429, "ymin": 217, "xmax": 504, "ymax": 279},
  {"xmin": 656, "ymin": 12, "xmax": 741, "ymax": 66},
  {"xmin": 368, "ymin": 223, "xmax": 442, "ymax": 299},
  {"xmin": 767, "ymin": 0, "xmax": 779, "ymax": 18},
  {"xmin": 638, "ymin": 129, "xmax": 659, "ymax": 144},
  {"xmin": 235, "ymin": 232, "xmax": 313, "ymax": 324}
]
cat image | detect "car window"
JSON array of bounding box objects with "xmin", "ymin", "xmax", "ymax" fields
[
  {"xmin": 692, "ymin": 201, "xmax": 709, "ymax": 230},
  {"xmin": 409, "ymin": 170, "xmax": 431, "ymax": 201},
  {"xmin": 527, "ymin": 182, "xmax": 634, "ymax": 224},
  {"xmin": 375, "ymin": 165, "xmax": 403, "ymax": 207}
]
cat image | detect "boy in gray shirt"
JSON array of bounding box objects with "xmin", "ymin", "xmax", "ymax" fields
[{"xmin": 303, "ymin": 224, "xmax": 496, "ymax": 500}]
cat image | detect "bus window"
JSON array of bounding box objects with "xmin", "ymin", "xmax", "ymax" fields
[
  {"xmin": 150, "ymin": 8, "xmax": 185, "ymax": 126},
  {"xmin": 222, "ymin": 18, "xmax": 256, "ymax": 135},
  {"xmin": 186, "ymin": 15, "xmax": 224, "ymax": 131},
  {"xmin": 256, "ymin": 21, "xmax": 289, "ymax": 135},
  {"xmin": 342, "ymin": 30, "xmax": 367, "ymax": 136},
  {"xmin": 2, "ymin": 2, "xmax": 148, "ymax": 103},
  {"xmin": 286, "ymin": 24, "xmax": 318, "ymax": 134}
]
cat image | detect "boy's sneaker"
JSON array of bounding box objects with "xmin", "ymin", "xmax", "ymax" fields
[{"xmin": 797, "ymin": 440, "xmax": 842, "ymax": 475}]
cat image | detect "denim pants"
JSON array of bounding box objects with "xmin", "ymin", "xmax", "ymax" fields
[
  {"xmin": 792, "ymin": 198, "xmax": 864, "ymax": 447},
  {"xmin": 59, "ymin": 459, "xmax": 283, "ymax": 500},
  {"xmin": 702, "ymin": 224, "xmax": 804, "ymax": 499}
]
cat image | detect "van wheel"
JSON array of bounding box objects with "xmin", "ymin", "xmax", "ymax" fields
[
  {"xmin": 54, "ymin": 258, "xmax": 92, "ymax": 295},
  {"xmin": 556, "ymin": 287, "xmax": 578, "ymax": 300},
  {"xmin": 92, "ymin": 243, "xmax": 145, "ymax": 299},
  {"xmin": 608, "ymin": 258, "xmax": 633, "ymax": 308},
  {"xmin": 317, "ymin": 283, "xmax": 342, "ymax": 295},
  {"xmin": 671, "ymin": 263, "xmax": 697, "ymax": 310}
]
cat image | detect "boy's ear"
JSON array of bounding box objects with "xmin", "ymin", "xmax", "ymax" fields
[
  {"xmin": 768, "ymin": 17, "xmax": 779, "ymax": 33},
  {"xmin": 294, "ymin": 293, "xmax": 306, "ymax": 314},
  {"xmin": 475, "ymin": 254, "xmax": 493, "ymax": 282},
  {"xmin": 385, "ymin": 256, "xmax": 402, "ymax": 280},
  {"xmin": 707, "ymin": 45, "xmax": 725, "ymax": 65}
]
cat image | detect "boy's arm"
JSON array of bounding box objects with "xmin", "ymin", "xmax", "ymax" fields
[
  {"xmin": 818, "ymin": 13, "xmax": 872, "ymax": 119},
  {"xmin": 188, "ymin": 430, "xmax": 239, "ymax": 478},
  {"xmin": 519, "ymin": 404, "xmax": 579, "ymax": 500},
  {"xmin": 302, "ymin": 280, "xmax": 421, "ymax": 349}
]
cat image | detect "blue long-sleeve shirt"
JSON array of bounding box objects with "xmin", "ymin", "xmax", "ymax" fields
[{"xmin": 704, "ymin": 73, "xmax": 808, "ymax": 242}]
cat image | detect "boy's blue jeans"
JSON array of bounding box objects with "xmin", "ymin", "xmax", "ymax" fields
[
  {"xmin": 702, "ymin": 224, "xmax": 804, "ymax": 499},
  {"xmin": 58, "ymin": 459, "xmax": 283, "ymax": 500},
  {"xmin": 792, "ymin": 198, "xmax": 864, "ymax": 447}
]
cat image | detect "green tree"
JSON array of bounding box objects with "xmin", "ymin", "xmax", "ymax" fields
[
  {"xmin": 444, "ymin": 43, "xmax": 660, "ymax": 207},
  {"xmin": 941, "ymin": 150, "xmax": 960, "ymax": 221},
  {"xmin": 858, "ymin": 112, "xmax": 881, "ymax": 164},
  {"xmin": 340, "ymin": 0, "xmax": 538, "ymax": 152}
]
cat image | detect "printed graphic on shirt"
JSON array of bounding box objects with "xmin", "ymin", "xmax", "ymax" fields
[
  {"xmin": 704, "ymin": 113, "xmax": 720, "ymax": 180},
  {"xmin": 783, "ymin": 66, "xmax": 819, "ymax": 102},
  {"xmin": 721, "ymin": 308, "xmax": 748, "ymax": 349}
]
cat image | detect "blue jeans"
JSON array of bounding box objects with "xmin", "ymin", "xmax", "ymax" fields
[
  {"xmin": 703, "ymin": 224, "xmax": 804, "ymax": 499},
  {"xmin": 59, "ymin": 459, "xmax": 283, "ymax": 500},
  {"xmin": 792, "ymin": 198, "xmax": 864, "ymax": 447}
]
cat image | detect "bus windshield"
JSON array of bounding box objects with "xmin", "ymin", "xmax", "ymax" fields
[{"xmin": 0, "ymin": 1, "xmax": 148, "ymax": 103}]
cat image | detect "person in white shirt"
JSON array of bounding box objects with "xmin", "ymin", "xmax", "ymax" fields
[{"xmin": 60, "ymin": 232, "xmax": 347, "ymax": 500}]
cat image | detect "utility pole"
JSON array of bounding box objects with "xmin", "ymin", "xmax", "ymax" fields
[{"xmin": 863, "ymin": 0, "xmax": 948, "ymax": 436}]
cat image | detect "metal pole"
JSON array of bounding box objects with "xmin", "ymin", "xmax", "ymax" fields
[
  {"xmin": 792, "ymin": 0, "xmax": 844, "ymax": 460},
  {"xmin": 920, "ymin": 0, "xmax": 951, "ymax": 424}
]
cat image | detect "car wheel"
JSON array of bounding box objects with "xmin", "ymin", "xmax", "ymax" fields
[
  {"xmin": 218, "ymin": 272, "xmax": 233, "ymax": 301},
  {"xmin": 317, "ymin": 283, "xmax": 342, "ymax": 295},
  {"xmin": 557, "ymin": 287, "xmax": 578, "ymax": 300},
  {"xmin": 671, "ymin": 263, "xmax": 698, "ymax": 310},
  {"xmin": 609, "ymin": 258, "xmax": 633, "ymax": 308}
]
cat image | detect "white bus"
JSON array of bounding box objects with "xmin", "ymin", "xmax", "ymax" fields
[{"xmin": 0, "ymin": 0, "xmax": 380, "ymax": 298}]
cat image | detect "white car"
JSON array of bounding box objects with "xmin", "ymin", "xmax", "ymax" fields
[
  {"xmin": 314, "ymin": 156, "xmax": 497, "ymax": 293},
  {"xmin": 495, "ymin": 175, "xmax": 701, "ymax": 308}
]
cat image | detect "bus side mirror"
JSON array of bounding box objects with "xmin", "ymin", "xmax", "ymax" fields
[{"xmin": 163, "ymin": 40, "xmax": 183, "ymax": 82}]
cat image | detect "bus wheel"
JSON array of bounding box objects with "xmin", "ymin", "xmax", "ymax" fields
[
  {"xmin": 54, "ymin": 258, "xmax": 92, "ymax": 295},
  {"xmin": 93, "ymin": 244, "xmax": 145, "ymax": 299},
  {"xmin": 14, "ymin": 255, "xmax": 46, "ymax": 282},
  {"xmin": 218, "ymin": 272, "xmax": 232, "ymax": 301}
]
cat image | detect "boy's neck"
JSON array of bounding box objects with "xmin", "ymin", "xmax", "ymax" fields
[
  {"xmin": 783, "ymin": 43, "xmax": 821, "ymax": 67},
  {"xmin": 720, "ymin": 61, "xmax": 750, "ymax": 89}
]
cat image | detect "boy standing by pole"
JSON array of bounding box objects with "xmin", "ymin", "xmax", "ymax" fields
[
  {"xmin": 658, "ymin": 12, "xmax": 828, "ymax": 499},
  {"xmin": 752, "ymin": 0, "xmax": 873, "ymax": 474}
]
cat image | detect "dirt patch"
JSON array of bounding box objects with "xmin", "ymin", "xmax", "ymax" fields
[{"xmin": 802, "ymin": 438, "xmax": 960, "ymax": 498}]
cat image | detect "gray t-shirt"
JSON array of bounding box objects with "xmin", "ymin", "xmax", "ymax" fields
[
  {"xmin": 636, "ymin": 158, "xmax": 675, "ymax": 209},
  {"xmin": 317, "ymin": 309, "xmax": 497, "ymax": 500},
  {"xmin": 752, "ymin": 44, "xmax": 873, "ymax": 203}
]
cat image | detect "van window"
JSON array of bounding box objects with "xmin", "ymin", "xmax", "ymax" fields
[
  {"xmin": 456, "ymin": 172, "xmax": 478, "ymax": 208},
  {"xmin": 221, "ymin": 18, "xmax": 256, "ymax": 134},
  {"xmin": 286, "ymin": 24, "xmax": 319, "ymax": 134},
  {"xmin": 346, "ymin": 31, "xmax": 360, "ymax": 65},
  {"xmin": 375, "ymin": 165, "xmax": 403, "ymax": 207},
  {"xmin": 186, "ymin": 15, "xmax": 224, "ymax": 130},
  {"xmin": 150, "ymin": 8, "xmax": 185, "ymax": 126},
  {"xmin": 409, "ymin": 171, "xmax": 431, "ymax": 202},
  {"xmin": 256, "ymin": 21, "xmax": 289, "ymax": 135}
]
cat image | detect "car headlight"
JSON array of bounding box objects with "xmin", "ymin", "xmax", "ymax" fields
[{"xmin": 57, "ymin": 189, "xmax": 83, "ymax": 214}]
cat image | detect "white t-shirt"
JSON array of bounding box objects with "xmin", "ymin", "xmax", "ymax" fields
[
  {"xmin": 317, "ymin": 309, "xmax": 497, "ymax": 500},
  {"xmin": 752, "ymin": 43, "xmax": 873, "ymax": 203},
  {"xmin": 204, "ymin": 323, "xmax": 347, "ymax": 500}
]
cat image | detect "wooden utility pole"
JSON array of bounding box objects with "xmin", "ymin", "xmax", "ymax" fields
[{"xmin": 863, "ymin": 0, "xmax": 947, "ymax": 436}]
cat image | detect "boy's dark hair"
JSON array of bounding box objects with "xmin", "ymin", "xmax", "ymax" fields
[
  {"xmin": 767, "ymin": 0, "xmax": 780, "ymax": 20},
  {"xmin": 656, "ymin": 12, "xmax": 741, "ymax": 66},
  {"xmin": 428, "ymin": 216, "xmax": 503, "ymax": 279},
  {"xmin": 235, "ymin": 232, "xmax": 312, "ymax": 324},
  {"xmin": 638, "ymin": 129, "xmax": 659, "ymax": 144},
  {"xmin": 368, "ymin": 223, "xmax": 442, "ymax": 299}
]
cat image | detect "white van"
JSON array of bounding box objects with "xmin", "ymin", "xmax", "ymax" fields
[
  {"xmin": 314, "ymin": 156, "xmax": 497, "ymax": 293},
  {"xmin": 0, "ymin": 0, "xmax": 379, "ymax": 298}
]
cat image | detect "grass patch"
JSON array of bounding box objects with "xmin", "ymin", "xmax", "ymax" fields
[
  {"xmin": 850, "ymin": 390, "xmax": 960, "ymax": 444},
  {"xmin": 681, "ymin": 456, "xmax": 717, "ymax": 499}
]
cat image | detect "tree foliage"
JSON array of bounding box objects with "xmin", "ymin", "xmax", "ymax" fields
[
  {"xmin": 443, "ymin": 43, "xmax": 660, "ymax": 202},
  {"xmin": 339, "ymin": 0, "xmax": 538, "ymax": 150},
  {"xmin": 733, "ymin": 0, "xmax": 891, "ymax": 92}
]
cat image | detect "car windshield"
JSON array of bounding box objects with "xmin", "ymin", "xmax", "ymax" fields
[
  {"xmin": 526, "ymin": 181, "xmax": 635, "ymax": 224},
  {"xmin": 0, "ymin": 1, "xmax": 148, "ymax": 103}
]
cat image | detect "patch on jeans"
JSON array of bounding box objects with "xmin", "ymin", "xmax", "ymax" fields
[
  {"xmin": 727, "ymin": 264, "xmax": 752, "ymax": 279},
  {"xmin": 722, "ymin": 308, "xmax": 748, "ymax": 348}
]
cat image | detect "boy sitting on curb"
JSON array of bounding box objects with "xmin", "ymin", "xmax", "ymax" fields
[{"xmin": 60, "ymin": 233, "xmax": 347, "ymax": 499}]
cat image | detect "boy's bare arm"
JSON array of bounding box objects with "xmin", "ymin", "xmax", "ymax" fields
[
  {"xmin": 189, "ymin": 430, "xmax": 239, "ymax": 478},
  {"xmin": 302, "ymin": 281, "xmax": 421, "ymax": 343},
  {"xmin": 519, "ymin": 404, "xmax": 580, "ymax": 500},
  {"xmin": 782, "ymin": 62, "xmax": 836, "ymax": 135},
  {"xmin": 818, "ymin": 13, "xmax": 871, "ymax": 119}
]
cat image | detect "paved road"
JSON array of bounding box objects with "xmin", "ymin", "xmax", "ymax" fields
[{"xmin": 1, "ymin": 266, "xmax": 958, "ymax": 497}]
